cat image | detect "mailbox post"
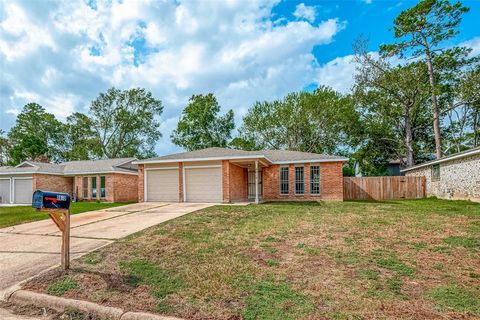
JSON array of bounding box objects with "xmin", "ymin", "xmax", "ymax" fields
[{"xmin": 32, "ymin": 190, "xmax": 71, "ymax": 270}]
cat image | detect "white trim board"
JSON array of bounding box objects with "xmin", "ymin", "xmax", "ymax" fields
[
  {"xmin": 133, "ymin": 155, "xmax": 270, "ymax": 164},
  {"xmin": 183, "ymin": 165, "xmax": 222, "ymax": 169},
  {"xmin": 134, "ymin": 156, "xmax": 348, "ymax": 165},
  {"xmin": 401, "ymin": 147, "xmax": 480, "ymax": 172}
]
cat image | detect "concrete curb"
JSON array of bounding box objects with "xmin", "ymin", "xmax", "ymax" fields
[{"xmin": 8, "ymin": 290, "xmax": 182, "ymax": 320}]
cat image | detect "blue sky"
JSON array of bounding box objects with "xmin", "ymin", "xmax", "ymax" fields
[{"xmin": 0, "ymin": 0, "xmax": 479, "ymax": 156}]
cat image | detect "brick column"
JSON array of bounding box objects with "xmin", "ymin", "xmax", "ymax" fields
[
  {"xmin": 179, "ymin": 162, "xmax": 184, "ymax": 202},
  {"xmin": 138, "ymin": 164, "xmax": 145, "ymax": 202},
  {"xmin": 288, "ymin": 164, "xmax": 295, "ymax": 195},
  {"xmin": 222, "ymin": 160, "xmax": 230, "ymax": 203},
  {"xmin": 304, "ymin": 163, "xmax": 310, "ymax": 195}
]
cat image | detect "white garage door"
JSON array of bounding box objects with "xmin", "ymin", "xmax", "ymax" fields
[
  {"xmin": 146, "ymin": 169, "xmax": 179, "ymax": 202},
  {"xmin": 0, "ymin": 179, "xmax": 10, "ymax": 204},
  {"xmin": 185, "ymin": 167, "xmax": 222, "ymax": 202},
  {"xmin": 14, "ymin": 178, "xmax": 33, "ymax": 204}
]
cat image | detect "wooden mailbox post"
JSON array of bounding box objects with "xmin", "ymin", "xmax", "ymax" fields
[{"xmin": 32, "ymin": 190, "xmax": 71, "ymax": 270}]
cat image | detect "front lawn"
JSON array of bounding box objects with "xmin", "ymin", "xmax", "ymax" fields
[
  {"xmin": 0, "ymin": 202, "xmax": 132, "ymax": 228},
  {"xmin": 24, "ymin": 199, "xmax": 480, "ymax": 319}
]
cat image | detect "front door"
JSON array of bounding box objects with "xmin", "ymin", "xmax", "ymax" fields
[{"xmin": 248, "ymin": 170, "xmax": 262, "ymax": 200}]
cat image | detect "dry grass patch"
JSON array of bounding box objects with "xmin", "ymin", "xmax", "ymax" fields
[{"xmin": 24, "ymin": 198, "xmax": 480, "ymax": 319}]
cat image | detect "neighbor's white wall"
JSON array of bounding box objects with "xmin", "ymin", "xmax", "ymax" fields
[{"xmin": 405, "ymin": 154, "xmax": 480, "ymax": 201}]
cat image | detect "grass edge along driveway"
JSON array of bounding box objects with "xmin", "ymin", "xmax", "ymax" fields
[
  {"xmin": 0, "ymin": 202, "xmax": 133, "ymax": 228},
  {"xmin": 24, "ymin": 198, "xmax": 480, "ymax": 319}
]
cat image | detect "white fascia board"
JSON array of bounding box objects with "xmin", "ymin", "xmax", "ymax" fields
[
  {"xmin": 63, "ymin": 171, "xmax": 138, "ymax": 176},
  {"xmin": 133, "ymin": 155, "xmax": 271, "ymax": 164},
  {"xmin": 0, "ymin": 171, "xmax": 39, "ymax": 176},
  {"xmin": 15, "ymin": 161, "xmax": 37, "ymax": 168},
  {"xmin": 272, "ymin": 158, "xmax": 348, "ymax": 164},
  {"xmin": 115, "ymin": 158, "xmax": 138, "ymax": 167},
  {"xmin": 0, "ymin": 170, "xmax": 138, "ymax": 176},
  {"xmin": 401, "ymin": 148, "xmax": 480, "ymax": 172}
]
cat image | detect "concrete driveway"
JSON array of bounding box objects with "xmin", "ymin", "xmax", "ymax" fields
[{"xmin": 0, "ymin": 202, "xmax": 213, "ymax": 293}]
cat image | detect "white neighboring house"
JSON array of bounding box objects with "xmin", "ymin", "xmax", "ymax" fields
[{"xmin": 401, "ymin": 147, "xmax": 480, "ymax": 202}]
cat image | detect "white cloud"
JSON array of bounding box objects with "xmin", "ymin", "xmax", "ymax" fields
[
  {"xmin": 315, "ymin": 55, "xmax": 356, "ymax": 93},
  {"xmin": 461, "ymin": 36, "xmax": 480, "ymax": 57},
  {"xmin": 0, "ymin": 3, "xmax": 56, "ymax": 61},
  {"xmin": 293, "ymin": 3, "xmax": 316, "ymax": 23},
  {"xmin": 0, "ymin": 0, "xmax": 347, "ymax": 155}
]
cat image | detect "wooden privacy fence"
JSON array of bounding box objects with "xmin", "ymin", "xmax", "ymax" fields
[{"xmin": 343, "ymin": 176, "xmax": 426, "ymax": 200}]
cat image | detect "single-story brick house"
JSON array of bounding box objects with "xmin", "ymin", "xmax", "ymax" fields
[
  {"xmin": 133, "ymin": 147, "xmax": 347, "ymax": 203},
  {"xmin": 402, "ymin": 146, "xmax": 480, "ymax": 202},
  {"xmin": 0, "ymin": 158, "xmax": 138, "ymax": 204}
]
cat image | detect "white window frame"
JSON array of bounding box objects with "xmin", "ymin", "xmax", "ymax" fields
[
  {"xmin": 279, "ymin": 167, "xmax": 289, "ymax": 195},
  {"xmin": 295, "ymin": 166, "xmax": 304, "ymax": 195},
  {"xmin": 310, "ymin": 165, "xmax": 320, "ymax": 195}
]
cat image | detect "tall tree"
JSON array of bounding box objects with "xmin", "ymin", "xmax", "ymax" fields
[
  {"xmin": 89, "ymin": 87, "xmax": 163, "ymax": 159},
  {"xmin": 0, "ymin": 130, "xmax": 10, "ymax": 166},
  {"xmin": 7, "ymin": 103, "xmax": 65, "ymax": 164},
  {"xmin": 442, "ymin": 63, "xmax": 480, "ymax": 151},
  {"xmin": 63, "ymin": 112, "xmax": 102, "ymax": 161},
  {"xmin": 353, "ymin": 49, "xmax": 432, "ymax": 167},
  {"xmin": 236, "ymin": 87, "xmax": 358, "ymax": 154},
  {"xmin": 171, "ymin": 93, "xmax": 234, "ymax": 151},
  {"xmin": 380, "ymin": 0, "xmax": 470, "ymax": 159}
]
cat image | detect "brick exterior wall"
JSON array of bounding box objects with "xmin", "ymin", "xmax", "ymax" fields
[
  {"xmin": 319, "ymin": 162, "xmax": 344, "ymax": 201},
  {"xmin": 113, "ymin": 173, "xmax": 138, "ymax": 202},
  {"xmin": 33, "ymin": 174, "xmax": 73, "ymax": 195},
  {"xmin": 74, "ymin": 173, "xmax": 138, "ymax": 202},
  {"xmin": 138, "ymin": 164, "xmax": 145, "ymax": 202},
  {"xmin": 229, "ymin": 162, "xmax": 247, "ymax": 202},
  {"xmin": 179, "ymin": 162, "xmax": 184, "ymax": 202},
  {"xmin": 222, "ymin": 160, "xmax": 230, "ymax": 203},
  {"xmin": 262, "ymin": 162, "xmax": 343, "ymax": 201},
  {"xmin": 405, "ymin": 153, "xmax": 480, "ymax": 202},
  {"xmin": 139, "ymin": 159, "xmax": 344, "ymax": 203}
]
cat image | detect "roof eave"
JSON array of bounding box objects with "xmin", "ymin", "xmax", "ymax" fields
[
  {"xmin": 272, "ymin": 158, "xmax": 349, "ymax": 164},
  {"xmin": 133, "ymin": 155, "xmax": 272, "ymax": 165},
  {"xmin": 401, "ymin": 148, "xmax": 480, "ymax": 172}
]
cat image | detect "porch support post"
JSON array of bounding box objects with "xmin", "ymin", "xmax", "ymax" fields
[{"xmin": 255, "ymin": 160, "xmax": 259, "ymax": 204}]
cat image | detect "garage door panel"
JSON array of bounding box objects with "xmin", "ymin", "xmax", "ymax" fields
[
  {"xmin": 14, "ymin": 178, "xmax": 32, "ymax": 204},
  {"xmin": 0, "ymin": 179, "xmax": 10, "ymax": 204},
  {"xmin": 185, "ymin": 167, "xmax": 222, "ymax": 202},
  {"xmin": 146, "ymin": 169, "xmax": 179, "ymax": 202}
]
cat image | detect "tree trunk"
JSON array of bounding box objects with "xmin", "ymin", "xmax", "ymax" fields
[
  {"xmin": 424, "ymin": 46, "xmax": 443, "ymax": 159},
  {"xmin": 405, "ymin": 107, "xmax": 414, "ymax": 167}
]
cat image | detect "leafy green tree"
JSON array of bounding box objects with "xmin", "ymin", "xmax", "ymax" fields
[
  {"xmin": 0, "ymin": 130, "xmax": 11, "ymax": 165},
  {"xmin": 353, "ymin": 47, "xmax": 432, "ymax": 168},
  {"xmin": 63, "ymin": 113, "xmax": 102, "ymax": 160},
  {"xmin": 89, "ymin": 87, "xmax": 163, "ymax": 159},
  {"xmin": 171, "ymin": 93, "xmax": 234, "ymax": 151},
  {"xmin": 237, "ymin": 87, "xmax": 358, "ymax": 154},
  {"xmin": 380, "ymin": 0, "xmax": 470, "ymax": 159},
  {"xmin": 442, "ymin": 64, "xmax": 480, "ymax": 151},
  {"xmin": 7, "ymin": 103, "xmax": 65, "ymax": 164}
]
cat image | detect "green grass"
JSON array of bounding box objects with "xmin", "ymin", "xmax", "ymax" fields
[
  {"xmin": 25, "ymin": 198, "xmax": 480, "ymax": 319},
  {"xmin": 427, "ymin": 284, "xmax": 480, "ymax": 315},
  {"xmin": 120, "ymin": 260, "xmax": 183, "ymax": 300},
  {"xmin": 0, "ymin": 201, "xmax": 132, "ymax": 228},
  {"xmin": 47, "ymin": 277, "xmax": 79, "ymax": 296},
  {"xmin": 443, "ymin": 236, "xmax": 480, "ymax": 249},
  {"xmin": 241, "ymin": 279, "xmax": 314, "ymax": 320}
]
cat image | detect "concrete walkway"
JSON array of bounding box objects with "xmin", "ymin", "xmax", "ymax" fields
[{"xmin": 0, "ymin": 202, "xmax": 213, "ymax": 292}]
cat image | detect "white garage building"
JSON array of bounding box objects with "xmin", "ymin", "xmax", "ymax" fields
[{"xmin": 0, "ymin": 161, "xmax": 63, "ymax": 204}]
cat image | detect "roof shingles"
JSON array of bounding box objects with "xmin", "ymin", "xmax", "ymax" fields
[
  {"xmin": 139, "ymin": 147, "xmax": 347, "ymax": 163},
  {"xmin": 0, "ymin": 158, "xmax": 137, "ymax": 175}
]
